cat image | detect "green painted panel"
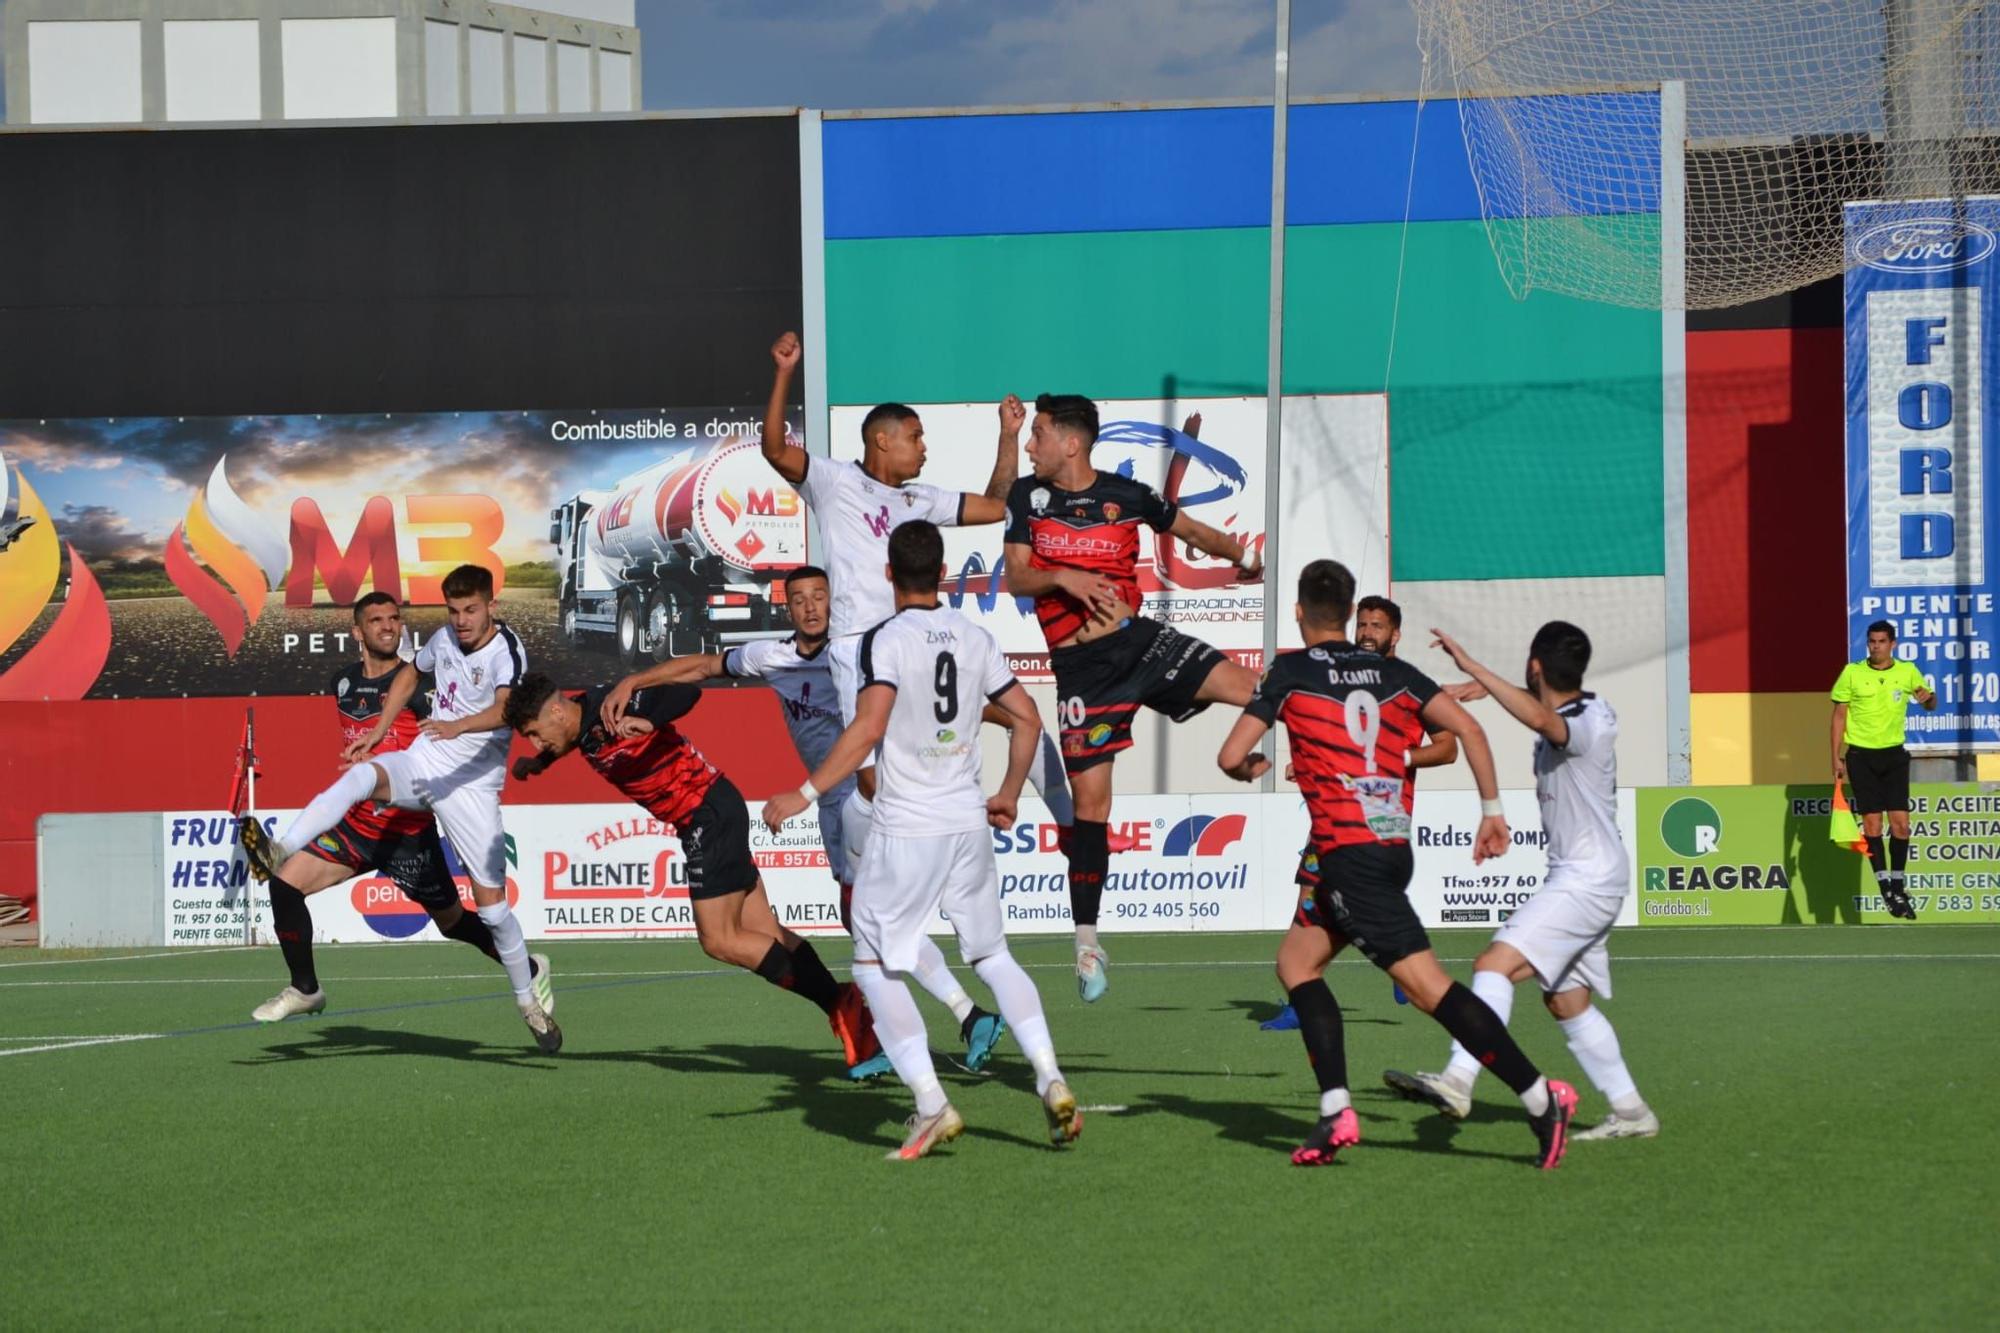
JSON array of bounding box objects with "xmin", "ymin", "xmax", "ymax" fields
[
  {"xmin": 826, "ymin": 218, "xmax": 1664, "ymax": 581},
  {"xmin": 1284, "ymin": 220, "xmax": 1663, "ymax": 580},
  {"xmin": 825, "ymin": 229, "xmax": 1270, "ymax": 405}
]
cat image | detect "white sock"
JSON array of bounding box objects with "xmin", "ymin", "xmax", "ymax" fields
[
  {"xmin": 853, "ymin": 961, "xmax": 947, "ymax": 1117},
  {"xmin": 841, "ymin": 789, "xmax": 874, "ymax": 885},
  {"xmin": 1559, "ymin": 1005, "xmax": 1644, "ymax": 1112},
  {"xmin": 911, "ymin": 938, "xmax": 976, "ymax": 1023},
  {"xmin": 477, "ymin": 900, "xmax": 536, "ymax": 1009},
  {"xmin": 1319, "ymin": 1087, "xmax": 1352, "ymax": 1117},
  {"xmin": 1027, "ymin": 731, "xmax": 1074, "ymax": 825},
  {"xmin": 1444, "ymin": 969, "xmax": 1515, "ymax": 1088},
  {"xmin": 973, "ymin": 951, "xmax": 1062, "ymax": 1094},
  {"xmin": 1075, "ymin": 924, "xmax": 1099, "ymax": 951},
  {"xmin": 1520, "ymin": 1075, "xmax": 1551, "ymax": 1117},
  {"xmin": 280, "ymin": 764, "xmax": 378, "ymax": 852}
]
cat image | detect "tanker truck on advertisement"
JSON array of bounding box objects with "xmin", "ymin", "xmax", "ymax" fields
[{"xmin": 550, "ymin": 438, "xmax": 809, "ymax": 663}]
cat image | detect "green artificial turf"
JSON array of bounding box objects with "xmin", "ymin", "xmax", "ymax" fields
[{"xmin": 3, "ymin": 927, "xmax": 1996, "ymax": 1328}]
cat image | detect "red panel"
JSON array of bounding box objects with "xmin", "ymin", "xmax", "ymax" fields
[
  {"xmin": 0, "ymin": 688, "xmax": 804, "ymax": 914},
  {"xmin": 1686, "ymin": 327, "xmax": 1849, "ymax": 694}
]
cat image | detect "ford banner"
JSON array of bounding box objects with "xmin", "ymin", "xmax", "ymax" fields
[{"xmin": 1845, "ymin": 199, "xmax": 2000, "ymax": 749}]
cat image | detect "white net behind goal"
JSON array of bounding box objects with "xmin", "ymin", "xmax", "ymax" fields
[{"xmin": 1414, "ymin": 0, "xmax": 2000, "ymax": 309}]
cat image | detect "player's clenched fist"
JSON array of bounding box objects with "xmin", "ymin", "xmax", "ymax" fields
[
  {"xmin": 999, "ymin": 393, "xmax": 1026, "ymax": 436},
  {"xmin": 771, "ymin": 331, "xmax": 802, "ymax": 371}
]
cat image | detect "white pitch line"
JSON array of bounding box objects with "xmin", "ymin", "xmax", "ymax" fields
[
  {"xmin": 2, "ymin": 953, "xmax": 1996, "ymax": 990},
  {"xmin": 0, "ymin": 948, "xmax": 213, "ymax": 970},
  {"xmin": 0, "ymin": 1034, "xmax": 161, "ymax": 1057}
]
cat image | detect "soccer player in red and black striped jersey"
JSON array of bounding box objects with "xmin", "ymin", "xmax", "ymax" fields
[
  {"xmin": 1004, "ymin": 394, "xmax": 1263, "ymax": 1001},
  {"xmin": 504, "ymin": 673, "xmax": 881, "ymax": 1072},
  {"xmin": 1217, "ymin": 559, "xmax": 1578, "ymax": 1169},
  {"xmin": 249, "ymin": 592, "xmax": 555, "ymax": 1049}
]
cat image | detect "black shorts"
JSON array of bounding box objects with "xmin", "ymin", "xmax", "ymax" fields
[
  {"xmin": 1051, "ymin": 617, "xmax": 1229, "ymax": 774},
  {"xmin": 1846, "ymin": 744, "xmax": 1912, "ymax": 815},
  {"xmin": 303, "ymin": 814, "xmax": 461, "ymax": 913},
  {"xmin": 680, "ymin": 776, "xmax": 760, "ymax": 901},
  {"xmin": 1308, "ymin": 842, "xmax": 1429, "ymax": 969}
]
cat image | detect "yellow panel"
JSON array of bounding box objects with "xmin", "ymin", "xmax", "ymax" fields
[
  {"xmin": 1979, "ymin": 753, "xmax": 2000, "ymax": 782},
  {"xmin": 0, "ymin": 471, "xmax": 60, "ymax": 658},
  {"xmin": 1691, "ymin": 692, "xmax": 1840, "ymax": 785}
]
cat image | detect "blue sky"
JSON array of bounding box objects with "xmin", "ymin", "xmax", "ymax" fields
[{"xmin": 638, "ymin": 0, "xmax": 1423, "ymax": 109}]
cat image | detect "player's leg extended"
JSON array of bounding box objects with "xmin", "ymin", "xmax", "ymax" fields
[
  {"xmin": 1065, "ymin": 761, "xmax": 1115, "ymax": 1001},
  {"xmin": 852, "ymin": 956, "xmax": 963, "ymax": 1160},
  {"xmin": 239, "ymin": 760, "xmax": 393, "ymax": 881},
  {"xmin": 1192, "ymin": 655, "xmax": 1260, "ymax": 707},
  {"xmin": 1549, "ymin": 984, "xmax": 1659, "ymax": 1141},
  {"xmin": 1387, "ymin": 949, "xmax": 1575, "ymax": 1168},
  {"xmin": 1384, "ymin": 941, "xmax": 1532, "ymax": 1120},
  {"xmin": 1274, "ymin": 917, "xmax": 1358, "ymax": 1164},
  {"xmin": 402, "ymin": 825, "xmax": 554, "ymax": 1015},
  {"xmin": 945, "ymin": 831, "xmax": 1078, "ymax": 1145},
  {"xmin": 430, "ymin": 782, "xmax": 554, "ymax": 1051},
  {"xmin": 251, "ymin": 848, "xmax": 351, "ymax": 1021}
]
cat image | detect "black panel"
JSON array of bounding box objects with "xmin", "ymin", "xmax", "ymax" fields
[{"xmin": 0, "ymin": 116, "xmax": 803, "ymax": 416}]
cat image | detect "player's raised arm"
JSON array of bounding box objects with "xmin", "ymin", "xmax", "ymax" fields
[
  {"xmin": 1418, "ymin": 690, "xmax": 1509, "ymax": 863},
  {"xmin": 1167, "ymin": 509, "xmax": 1262, "ymax": 580},
  {"xmin": 601, "ymin": 654, "xmax": 726, "ymax": 731},
  {"xmin": 761, "ymin": 332, "xmax": 809, "ymax": 486},
  {"xmin": 761, "ymin": 683, "xmax": 892, "ymax": 832},
  {"xmin": 1431, "ymin": 628, "xmax": 1568, "ymax": 745},
  {"xmin": 957, "ymin": 394, "xmax": 1027, "ymax": 525},
  {"xmin": 342, "ymin": 661, "xmax": 420, "ymax": 765}
]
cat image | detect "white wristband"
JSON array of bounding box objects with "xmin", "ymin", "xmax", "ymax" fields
[
  {"xmin": 799, "ymin": 780, "xmax": 821, "ymax": 804},
  {"xmin": 1480, "ymin": 798, "xmax": 1505, "ymax": 818}
]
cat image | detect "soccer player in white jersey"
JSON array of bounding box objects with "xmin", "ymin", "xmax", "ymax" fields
[
  {"xmin": 600, "ymin": 564, "xmax": 1011, "ymax": 1075},
  {"xmin": 239, "ymin": 564, "xmax": 558, "ymax": 1053},
  {"xmin": 1383, "ymin": 620, "xmax": 1658, "ymax": 1140},
  {"xmin": 755, "ymin": 333, "xmax": 1080, "ymax": 910},
  {"xmin": 761, "ymin": 522, "xmax": 1081, "ymax": 1161}
]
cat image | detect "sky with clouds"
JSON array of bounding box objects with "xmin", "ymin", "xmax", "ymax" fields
[
  {"xmin": 638, "ymin": 0, "xmax": 1423, "ymax": 110},
  {"xmin": 0, "ymin": 2, "xmax": 1423, "ymax": 115}
]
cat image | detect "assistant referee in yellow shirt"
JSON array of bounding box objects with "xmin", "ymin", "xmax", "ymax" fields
[{"xmin": 1831, "ymin": 620, "xmax": 1936, "ymax": 920}]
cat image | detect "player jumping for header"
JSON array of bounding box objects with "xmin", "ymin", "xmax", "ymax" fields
[
  {"xmin": 600, "ymin": 564, "xmax": 1010, "ymax": 1077},
  {"xmin": 503, "ymin": 671, "xmax": 882, "ymax": 1074},
  {"xmin": 1004, "ymin": 393, "xmax": 1263, "ymax": 1000},
  {"xmin": 1218, "ymin": 559, "xmax": 1577, "ymax": 1169},
  {"xmin": 1383, "ymin": 620, "xmax": 1659, "ymax": 1141},
  {"xmin": 239, "ymin": 565, "xmax": 557, "ymax": 1053},
  {"xmin": 762, "ymin": 521, "xmax": 1079, "ymax": 1159},
  {"xmin": 246, "ymin": 592, "xmax": 551, "ymax": 1033}
]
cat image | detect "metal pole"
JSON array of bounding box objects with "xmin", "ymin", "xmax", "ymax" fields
[
  {"xmin": 243, "ymin": 707, "xmax": 256, "ymax": 947},
  {"xmin": 1259, "ymin": 0, "xmax": 1291, "ymax": 792},
  {"xmin": 1659, "ymin": 80, "xmax": 1691, "ymax": 785}
]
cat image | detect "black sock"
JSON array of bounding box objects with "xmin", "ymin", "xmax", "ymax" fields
[
  {"xmin": 439, "ymin": 908, "xmax": 502, "ymax": 965},
  {"xmin": 267, "ymin": 877, "xmax": 319, "ymax": 994},
  {"xmin": 838, "ymin": 883, "xmax": 853, "ymax": 935},
  {"xmin": 783, "ymin": 940, "xmax": 844, "ymax": 1015},
  {"xmin": 753, "ymin": 941, "xmax": 840, "ymax": 1016},
  {"xmin": 1067, "ymin": 819, "xmax": 1109, "ymax": 927},
  {"xmin": 1889, "ymin": 836, "xmax": 1910, "ymax": 882},
  {"xmin": 1431, "ymin": 981, "xmax": 1541, "ymax": 1097},
  {"xmin": 1287, "ymin": 979, "xmax": 1348, "ymax": 1098},
  {"xmin": 1866, "ymin": 835, "xmax": 1888, "ymax": 881}
]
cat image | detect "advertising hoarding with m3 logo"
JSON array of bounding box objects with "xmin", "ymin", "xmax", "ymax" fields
[{"xmin": 1846, "ymin": 200, "xmax": 2000, "ymax": 749}]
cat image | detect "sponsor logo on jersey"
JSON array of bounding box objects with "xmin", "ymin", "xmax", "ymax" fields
[
  {"xmin": 315, "ymin": 833, "xmax": 343, "ymax": 854},
  {"xmin": 865, "ymin": 507, "xmax": 894, "ymax": 538},
  {"xmin": 1161, "ymin": 813, "xmax": 1247, "ymax": 857}
]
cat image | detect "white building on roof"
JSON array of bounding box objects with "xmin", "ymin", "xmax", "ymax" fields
[{"xmin": 3, "ymin": 0, "xmax": 643, "ymax": 125}]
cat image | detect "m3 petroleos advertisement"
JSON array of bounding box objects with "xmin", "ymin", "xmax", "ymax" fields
[{"xmin": 0, "ymin": 410, "xmax": 811, "ymax": 699}]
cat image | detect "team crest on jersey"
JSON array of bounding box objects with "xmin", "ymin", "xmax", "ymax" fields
[
  {"xmin": 335, "ymin": 677, "xmax": 351, "ymax": 697},
  {"xmin": 1102, "ymin": 502, "xmax": 1122, "ymax": 522},
  {"xmin": 471, "ymin": 666, "xmax": 484, "ymax": 686},
  {"xmin": 1030, "ymin": 487, "xmax": 1051, "ymax": 514},
  {"xmin": 903, "ymin": 491, "xmax": 917, "ymax": 508}
]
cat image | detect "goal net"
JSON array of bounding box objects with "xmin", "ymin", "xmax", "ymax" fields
[{"xmin": 1413, "ymin": 0, "xmax": 2000, "ymax": 309}]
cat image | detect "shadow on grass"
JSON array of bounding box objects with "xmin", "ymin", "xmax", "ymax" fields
[
  {"xmin": 238, "ymin": 1023, "xmax": 556, "ymax": 1070},
  {"xmin": 1117, "ymin": 1085, "xmax": 1539, "ymax": 1166},
  {"xmin": 1219, "ymin": 998, "xmax": 1402, "ymax": 1027}
]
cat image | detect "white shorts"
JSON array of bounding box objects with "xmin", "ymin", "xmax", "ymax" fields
[
  {"xmin": 828, "ymin": 634, "xmax": 862, "ymax": 727},
  {"xmin": 851, "ymin": 827, "xmax": 1006, "ymax": 973},
  {"xmin": 371, "ymin": 737, "xmax": 509, "ymax": 889},
  {"xmin": 1494, "ymin": 872, "xmax": 1624, "ymax": 998}
]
